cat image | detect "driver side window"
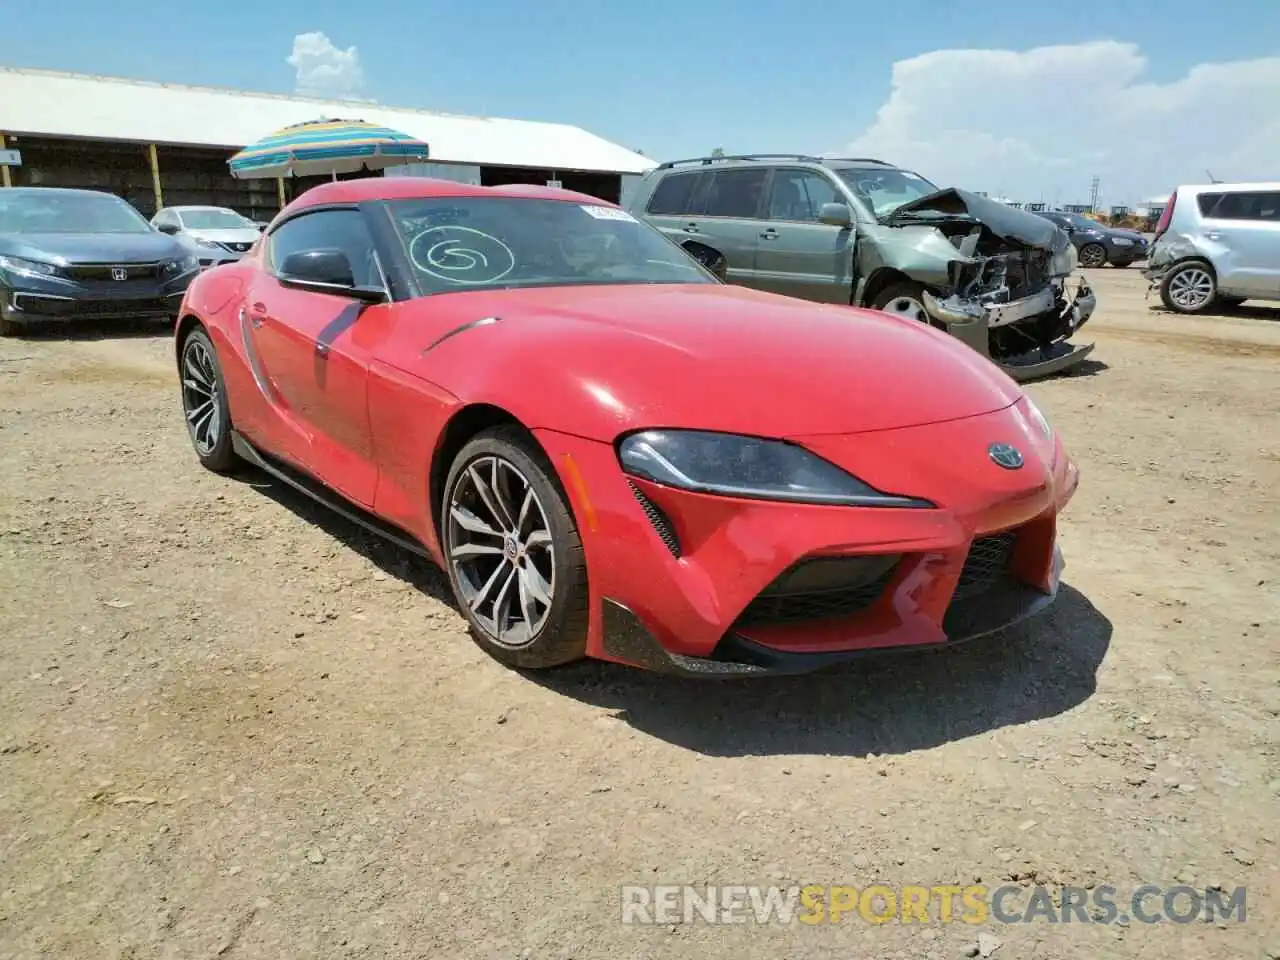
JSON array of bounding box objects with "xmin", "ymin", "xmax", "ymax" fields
[{"xmin": 268, "ymin": 209, "xmax": 382, "ymax": 288}]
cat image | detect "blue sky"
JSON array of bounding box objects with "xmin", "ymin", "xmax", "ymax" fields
[{"xmin": 6, "ymin": 0, "xmax": 1279, "ymax": 203}]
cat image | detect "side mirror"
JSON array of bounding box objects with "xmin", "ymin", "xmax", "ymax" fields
[
  {"xmin": 156, "ymin": 222, "xmax": 180, "ymax": 235},
  {"xmin": 278, "ymin": 249, "xmax": 385, "ymax": 302},
  {"xmin": 818, "ymin": 202, "xmax": 853, "ymax": 228}
]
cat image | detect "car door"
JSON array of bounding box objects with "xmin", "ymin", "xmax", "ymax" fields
[
  {"xmin": 244, "ymin": 207, "xmax": 387, "ymax": 506},
  {"xmin": 751, "ymin": 167, "xmax": 856, "ymax": 302},
  {"xmin": 1199, "ymin": 190, "xmax": 1280, "ymax": 297},
  {"xmin": 695, "ymin": 167, "xmax": 770, "ymax": 288},
  {"xmin": 640, "ymin": 170, "xmax": 710, "ymax": 248}
]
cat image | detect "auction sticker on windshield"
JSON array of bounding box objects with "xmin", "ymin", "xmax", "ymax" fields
[{"xmin": 581, "ymin": 206, "xmax": 638, "ymax": 222}]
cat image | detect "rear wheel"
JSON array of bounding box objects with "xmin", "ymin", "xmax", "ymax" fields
[
  {"xmin": 179, "ymin": 327, "xmax": 239, "ymax": 473},
  {"xmin": 0, "ymin": 317, "xmax": 18, "ymax": 338},
  {"xmin": 1160, "ymin": 260, "xmax": 1217, "ymax": 314},
  {"xmin": 1079, "ymin": 243, "xmax": 1107, "ymax": 268},
  {"xmin": 442, "ymin": 426, "xmax": 589, "ymax": 669}
]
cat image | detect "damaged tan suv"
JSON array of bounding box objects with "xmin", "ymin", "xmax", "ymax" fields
[{"xmin": 627, "ymin": 153, "xmax": 1097, "ymax": 381}]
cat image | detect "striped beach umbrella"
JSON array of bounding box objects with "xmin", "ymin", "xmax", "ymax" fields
[{"xmin": 228, "ymin": 118, "xmax": 429, "ymax": 180}]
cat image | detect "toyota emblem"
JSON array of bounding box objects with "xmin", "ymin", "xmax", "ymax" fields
[
  {"xmin": 988, "ymin": 443, "xmax": 1024, "ymax": 470},
  {"xmin": 111, "ymin": 267, "xmax": 129, "ymax": 281}
]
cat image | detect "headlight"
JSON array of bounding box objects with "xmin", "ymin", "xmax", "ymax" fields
[
  {"xmin": 0, "ymin": 255, "xmax": 61, "ymax": 281},
  {"xmin": 194, "ymin": 238, "xmax": 222, "ymax": 249},
  {"xmin": 1111, "ymin": 237, "xmax": 1134, "ymax": 246},
  {"xmin": 1049, "ymin": 243, "xmax": 1078, "ymax": 276},
  {"xmin": 164, "ymin": 255, "xmax": 199, "ymax": 275},
  {"xmin": 617, "ymin": 430, "xmax": 931, "ymax": 508}
]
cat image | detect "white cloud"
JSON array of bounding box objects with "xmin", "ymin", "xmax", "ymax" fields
[
  {"xmin": 843, "ymin": 41, "xmax": 1280, "ymax": 206},
  {"xmin": 287, "ymin": 31, "xmax": 366, "ymax": 100}
]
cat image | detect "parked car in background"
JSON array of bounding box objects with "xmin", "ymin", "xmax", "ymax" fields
[
  {"xmin": 152, "ymin": 205, "xmax": 264, "ymax": 269},
  {"xmin": 1144, "ymin": 182, "xmax": 1280, "ymax": 314},
  {"xmin": 626, "ymin": 153, "xmax": 1096, "ymax": 381},
  {"xmin": 0, "ymin": 187, "xmax": 198, "ymax": 336},
  {"xmin": 1034, "ymin": 210, "xmax": 1148, "ymax": 267},
  {"xmin": 174, "ymin": 176, "xmax": 1079, "ymax": 675}
]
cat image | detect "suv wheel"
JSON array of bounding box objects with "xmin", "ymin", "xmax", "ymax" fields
[
  {"xmin": 870, "ymin": 281, "xmax": 935, "ymax": 326},
  {"xmin": 1160, "ymin": 260, "xmax": 1217, "ymax": 314}
]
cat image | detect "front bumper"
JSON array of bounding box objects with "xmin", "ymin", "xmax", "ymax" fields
[
  {"xmin": 0, "ymin": 272, "xmax": 196, "ymax": 324},
  {"xmin": 535, "ymin": 401, "xmax": 1079, "ymax": 676},
  {"xmin": 922, "ymin": 276, "xmax": 1097, "ymax": 382}
]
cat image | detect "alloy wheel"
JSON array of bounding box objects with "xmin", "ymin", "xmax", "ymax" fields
[
  {"xmin": 880, "ymin": 296, "xmax": 929, "ymax": 323},
  {"xmin": 1079, "ymin": 244, "xmax": 1107, "ymax": 268},
  {"xmin": 1167, "ymin": 267, "xmax": 1215, "ymax": 311},
  {"xmin": 446, "ymin": 455, "xmax": 555, "ymax": 649},
  {"xmin": 181, "ymin": 337, "xmax": 223, "ymax": 456}
]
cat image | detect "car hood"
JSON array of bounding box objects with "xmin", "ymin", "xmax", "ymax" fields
[
  {"xmin": 0, "ymin": 231, "xmax": 185, "ymax": 265},
  {"xmin": 185, "ymin": 228, "xmax": 262, "ymax": 244},
  {"xmin": 406, "ymin": 283, "xmax": 1023, "ymax": 439},
  {"xmin": 884, "ymin": 188, "xmax": 1067, "ymax": 252}
]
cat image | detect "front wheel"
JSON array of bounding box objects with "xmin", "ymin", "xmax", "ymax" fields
[
  {"xmin": 442, "ymin": 426, "xmax": 589, "ymax": 669},
  {"xmin": 870, "ymin": 280, "xmax": 933, "ymax": 325},
  {"xmin": 1160, "ymin": 260, "xmax": 1217, "ymax": 314}
]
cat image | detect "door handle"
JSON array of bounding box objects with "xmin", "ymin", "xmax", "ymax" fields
[
  {"xmin": 1204, "ymin": 231, "xmax": 1226, "ymax": 241},
  {"xmin": 760, "ymin": 228, "xmax": 778, "ymax": 239},
  {"xmin": 248, "ymin": 301, "xmax": 268, "ymax": 327},
  {"xmin": 682, "ymin": 222, "xmax": 699, "ymax": 234}
]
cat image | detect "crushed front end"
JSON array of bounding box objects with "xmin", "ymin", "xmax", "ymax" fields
[{"xmin": 872, "ymin": 188, "xmax": 1098, "ymax": 381}]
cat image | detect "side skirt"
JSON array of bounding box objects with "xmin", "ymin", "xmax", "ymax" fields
[{"xmin": 230, "ymin": 431, "xmax": 432, "ymax": 560}]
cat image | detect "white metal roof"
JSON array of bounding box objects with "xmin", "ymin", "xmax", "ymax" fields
[{"xmin": 0, "ymin": 67, "xmax": 656, "ymax": 176}]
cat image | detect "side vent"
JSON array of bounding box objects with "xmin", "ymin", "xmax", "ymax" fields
[{"xmin": 627, "ymin": 480, "xmax": 681, "ymax": 557}]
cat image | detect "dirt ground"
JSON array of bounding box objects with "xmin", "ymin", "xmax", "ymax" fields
[{"xmin": 1, "ymin": 268, "xmax": 1277, "ymax": 960}]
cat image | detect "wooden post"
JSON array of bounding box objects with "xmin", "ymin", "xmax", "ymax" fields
[
  {"xmin": 147, "ymin": 143, "xmax": 163, "ymax": 211},
  {"xmin": 277, "ymin": 176, "xmax": 286, "ymax": 209},
  {"xmin": 0, "ymin": 133, "xmax": 11, "ymax": 188}
]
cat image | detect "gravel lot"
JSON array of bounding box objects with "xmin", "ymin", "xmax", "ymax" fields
[{"xmin": 1, "ymin": 268, "xmax": 1277, "ymax": 960}]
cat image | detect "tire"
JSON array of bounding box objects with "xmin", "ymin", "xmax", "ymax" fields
[
  {"xmin": 178, "ymin": 326, "xmax": 240, "ymax": 473},
  {"xmin": 869, "ymin": 280, "xmax": 934, "ymax": 326},
  {"xmin": 1159, "ymin": 260, "xmax": 1217, "ymax": 314},
  {"xmin": 1078, "ymin": 243, "xmax": 1107, "ymax": 268},
  {"xmin": 441, "ymin": 426, "xmax": 589, "ymax": 669},
  {"xmin": 0, "ymin": 317, "xmax": 19, "ymax": 338}
]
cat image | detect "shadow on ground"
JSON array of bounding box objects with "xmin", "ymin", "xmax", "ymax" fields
[
  {"xmin": 232, "ymin": 466, "xmax": 454, "ymax": 604},
  {"xmin": 531, "ymin": 584, "xmax": 1111, "ymax": 758},
  {"xmin": 1147, "ymin": 301, "xmax": 1280, "ymax": 322},
  {"xmin": 232, "ymin": 464, "xmax": 1112, "ymax": 759}
]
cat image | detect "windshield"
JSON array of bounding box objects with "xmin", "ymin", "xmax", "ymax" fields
[
  {"xmin": 1060, "ymin": 213, "xmax": 1101, "ymax": 230},
  {"xmin": 834, "ymin": 167, "xmax": 939, "ymax": 218},
  {"xmin": 179, "ymin": 209, "xmax": 254, "ymax": 230},
  {"xmin": 0, "ymin": 191, "xmax": 153, "ymax": 234},
  {"xmin": 386, "ymin": 197, "xmax": 714, "ymax": 294}
]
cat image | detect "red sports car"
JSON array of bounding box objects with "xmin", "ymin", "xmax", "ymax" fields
[{"xmin": 175, "ymin": 177, "xmax": 1079, "ymax": 675}]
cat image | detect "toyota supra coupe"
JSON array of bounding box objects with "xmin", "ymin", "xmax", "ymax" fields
[{"xmin": 174, "ymin": 177, "xmax": 1079, "ymax": 676}]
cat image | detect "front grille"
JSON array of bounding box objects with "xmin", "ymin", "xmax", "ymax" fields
[
  {"xmin": 734, "ymin": 555, "xmax": 898, "ymax": 627},
  {"xmin": 953, "ymin": 532, "xmax": 1019, "ymax": 602},
  {"xmin": 63, "ymin": 262, "xmax": 165, "ymax": 282},
  {"xmin": 628, "ymin": 481, "xmax": 681, "ymax": 557},
  {"xmin": 221, "ymin": 241, "xmax": 253, "ymax": 253},
  {"xmin": 13, "ymin": 294, "xmax": 173, "ymax": 318}
]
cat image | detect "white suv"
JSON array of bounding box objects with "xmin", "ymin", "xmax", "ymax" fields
[{"xmin": 1145, "ymin": 182, "xmax": 1280, "ymax": 313}]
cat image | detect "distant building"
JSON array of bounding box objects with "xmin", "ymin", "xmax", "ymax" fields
[
  {"xmin": 0, "ymin": 67, "xmax": 654, "ymax": 218},
  {"xmin": 1062, "ymin": 203, "xmax": 1092, "ymax": 214}
]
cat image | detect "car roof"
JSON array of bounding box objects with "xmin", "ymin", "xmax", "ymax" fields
[
  {"xmin": 281, "ymin": 177, "xmax": 612, "ymax": 217},
  {"xmin": 1, "ymin": 186, "xmax": 123, "ymax": 199},
  {"xmin": 1176, "ymin": 181, "xmax": 1280, "ymax": 194},
  {"xmin": 168, "ymin": 205, "xmax": 239, "ymax": 213}
]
